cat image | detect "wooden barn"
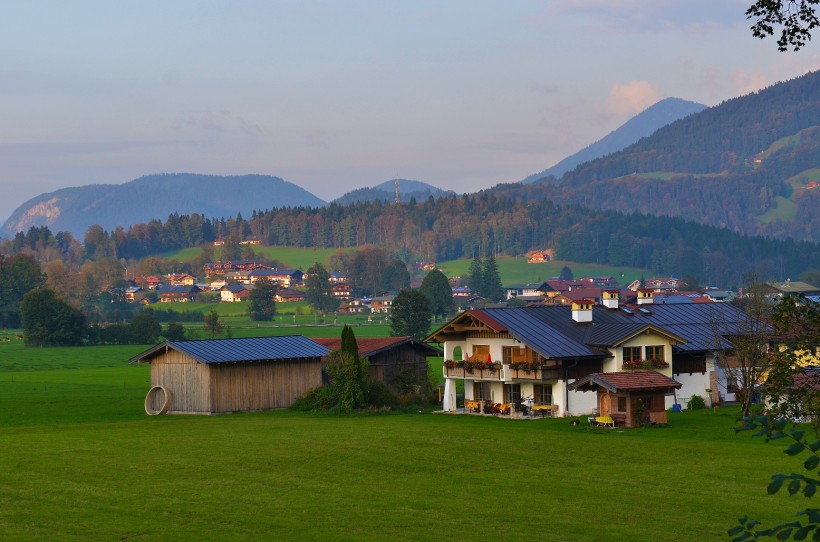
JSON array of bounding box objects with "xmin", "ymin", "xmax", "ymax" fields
[
  {"xmin": 312, "ymin": 336, "xmax": 441, "ymax": 392},
  {"xmin": 130, "ymin": 336, "xmax": 329, "ymax": 415},
  {"xmin": 567, "ymin": 371, "xmax": 682, "ymax": 427}
]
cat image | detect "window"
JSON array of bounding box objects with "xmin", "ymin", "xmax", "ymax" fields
[
  {"xmin": 623, "ymin": 346, "xmax": 641, "ymax": 363},
  {"xmin": 645, "ymin": 345, "xmax": 664, "ymax": 362},
  {"xmin": 472, "ymin": 344, "xmax": 490, "ymax": 361},
  {"xmin": 534, "ymin": 384, "xmax": 552, "ymax": 405},
  {"xmin": 504, "ymin": 383, "xmax": 521, "ymax": 404},
  {"xmin": 474, "ymin": 382, "xmax": 491, "ymax": 401},
  {"xmin": 617, "ymin": 397, "xmax": 627, "ymax": 412},
  {"xmin": 502, "ymin": 346, "xmax": 527, "ymax": 364}
]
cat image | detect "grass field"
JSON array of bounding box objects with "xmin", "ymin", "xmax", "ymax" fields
[
  {"xmin": 0, "ymin": 337, "xmax": 805, "ymax": 541},
  {"xmin": 436, "ymin": 256, "xmax": 646, "ymax": 286},
  {"xmin": 160, "ymin": 244, "xmax": 648, "ymax": 287}
]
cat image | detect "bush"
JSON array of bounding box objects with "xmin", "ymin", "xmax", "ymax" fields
[
  {"xmin": 688, "ymin": 394, "xmax": 707, "ymax": 410},
  {"xmin": 367, "ymin": 381, "xmax": 398, "ymax": 408}
]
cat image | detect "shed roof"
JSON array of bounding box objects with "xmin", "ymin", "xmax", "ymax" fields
[
  {"xmin": 129, "ymin": 336, "xmax": 329, "ymax": 364},
  {"xmin": 567, "ymin": 371, "xmax": 682, "ymax": 393},
  {"xmin": 312, "ymin": 336, "xmax": 441, "ymax": 358}
]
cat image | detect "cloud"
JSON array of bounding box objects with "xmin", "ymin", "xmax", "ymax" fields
[{"xmin": 602, "ymin": 80, "xmax": 663, "ymax": 117}]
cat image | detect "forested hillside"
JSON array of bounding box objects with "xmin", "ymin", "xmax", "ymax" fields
[
  {"xmin": 539, "ymin": 70, "xmax": 820, "ymax": 241},
  {"xmin": 7, "ymin": 183, "xmax": 817, "ymax": 288}
]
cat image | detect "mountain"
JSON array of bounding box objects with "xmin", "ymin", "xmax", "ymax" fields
[
  {"xmin": 332, "ymin": 179, "xmax": 455, "ymax": 205},
  {"xmin": 2, "ymin": 173, "xmax": 326, "ymax": 238},
  {"xmin": 529, "ymin": 70, "xmax": 820, "ymax": 242},
  {"xmin": 520, "ymin": 97, "xmax": 707, "ymax": 184}
]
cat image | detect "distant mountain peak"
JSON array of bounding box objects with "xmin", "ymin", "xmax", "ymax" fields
[
  {"xmin": 2, "ymin": 173, "xmax": 326, "ymax": 238},
  {"xmin": 521, "ymin": 97, "xmax": 707, "ymax": 184}
]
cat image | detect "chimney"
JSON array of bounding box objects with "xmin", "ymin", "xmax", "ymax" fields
[
  {"xmin": 637, "ymin": 288, "xmax": 654, "ymax": 305},
  {"xmin": 571, "ymin": 299, "xmax": 594, "ymax": 323},
  {"xmin": 603, "ymin": 289, "xmax": 619, "ymax": 309}
]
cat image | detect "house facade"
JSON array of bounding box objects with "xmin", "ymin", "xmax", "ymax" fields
[{"xmin": 427, "ymin": 295, "xmax": 747, "ymax": 417}]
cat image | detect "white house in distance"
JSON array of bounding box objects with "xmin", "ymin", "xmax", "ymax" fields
[{"xmin": 426, "ymin": 291, "xmax": 748, "ymax": 419}]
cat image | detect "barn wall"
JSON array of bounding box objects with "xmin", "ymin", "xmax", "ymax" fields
[
  {"xmin": 369, "ymin": 347, "xmax": 428, "ymax": 390},
  {"xmin": 150, "ymin": 351, "xmax": 212, "ymax": 414},
  {"xmin": 208, "ymin": 359, "xmax": 322, "ymax": 413}
]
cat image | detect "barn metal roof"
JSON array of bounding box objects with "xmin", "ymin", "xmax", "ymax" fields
[
  {"xmin": 311, "ymin": 336, "xmax": 442, "ymax": 358},
  {"xmin": 129, "ymin": 335, "xmax": 329, "ymax": 365}
]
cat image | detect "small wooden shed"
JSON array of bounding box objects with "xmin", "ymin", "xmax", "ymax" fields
[
  {"xmin": 130, "ymin": 336, "xmax": 329, "ymax": 415},
  {"xmin": 312, "ymin": 336, "xmax": 441, "ymax": 392},
  {"xmin": 567, "ymin": 371, "xmax": 682, "ymax": 427}
]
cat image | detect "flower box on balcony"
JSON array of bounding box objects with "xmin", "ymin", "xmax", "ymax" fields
[{"xmin": 622, "ymin": 359, "xmax": 670, "ymax": 370}]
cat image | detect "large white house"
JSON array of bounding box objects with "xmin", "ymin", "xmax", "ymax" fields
[{"xmin": 426, "ymin": 292, "xmax": 747, "ymax": 419}]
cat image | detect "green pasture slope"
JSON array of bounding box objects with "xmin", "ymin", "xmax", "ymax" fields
[
  {"xmin": 0, "ymin": 338, "xmax": 802, "ymax": 541},
  {"xmin": 161, "ymin": 245, "xmax": 647, "ymax": 286}
]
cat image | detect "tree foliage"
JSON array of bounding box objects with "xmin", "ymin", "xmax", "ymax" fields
[
  {"xmin": 715, "ymin": 279, "xmax": 774, "ymax": 417},
  {"xmin": 0, "ymin": 253, "xmax": 45, "ymax": 328},
  {"xmin": 731, "ymin": 416, "xmax": 820, "ymax": 540},
  {"xmin": 247, "ymin": 278, "xmax": 277, "ymax": 321},
  {"xmin": 325, "ymin": 326, "xmax": 369, "ymax": 411},
  {"xmin": 204, "ymin": 309, "xmax": 223, "ymax": 338},
  {"xmin": 304, "ymin": 262, "xmax": 339, "ymax": 313},
  {"xmin": 746, "ymin": 0, "xmax": 820, "ymax": 51},
  {"xmin": 20, "ymin": 287, "xmax": 87, "ymax": 346},
  {"xmin": 390, "ymin": 289, "xmax": 432, "ymax": 341},
  {"xmin": 419, "ymin": 269, "xmax": 455, "ymax": 319},
  {"xmin": 130, "ymin": 311, "xmax": 162, "ymax": 344}
]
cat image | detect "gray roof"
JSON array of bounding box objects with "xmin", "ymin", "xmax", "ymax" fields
[
  {"xmin": 129, "ymin": 336, "xmax": 329, "ymax": 364},
  {"xmin": 475, "ymin": 303, "xmax": 750, "ymax": 358}
]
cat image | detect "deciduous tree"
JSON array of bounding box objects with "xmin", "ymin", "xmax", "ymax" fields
[
  {"xmin": 420, "ymin": 269, "xmax": 455, "ymax": 320},
  {"xmin": 247, "ymin": 278, "xmax": 277, "ymax": 321},
  {"xmin": 390, "ymin": 289, "xmax": 432, "ymax": 341}
]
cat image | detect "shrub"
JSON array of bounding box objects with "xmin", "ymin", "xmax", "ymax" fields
[{"xmin": 688, "ymin": 394, "xmax": 707, "ymax": 410}]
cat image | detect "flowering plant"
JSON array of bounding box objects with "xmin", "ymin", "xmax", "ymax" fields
[
  {"xmin": 510, "ymin": 360, "xmax": 542, "ymax": 372},
  {"xmin": 622, "ymin": 358, "xmax": 670, "ymax": 370},
  {"xmin": 464, "ymin": 360, "xmax": 502, "ymax": 373},
  {"xmin": 443, "ymin": 359, "xmax": 465, "ymax": 369}
]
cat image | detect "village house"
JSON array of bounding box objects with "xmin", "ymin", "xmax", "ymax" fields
[
  {"xmin": 764, "ymin": 280, "xmax": 820, "ymax": 299},
  {"xmin": 248, "ymin": 268, "xmax": 304, "ymax": 288},
  {"xmin": 504, "ymin": 283, "xmax": 547, "ymax": 301},
  {"xmin": 331, "ymin": 283, "xmax": 352, "ymax": 300},
  {"xmin": 338, "ymin": 299, "xmax": 369, "ymax": 314},
  {"xmin": 275, "ymin": 288, "xmax": 306, "ymax": 303},
  {"xmin": 159, "ymin": 285, "xmax": 201, "ymax": 303},
  {"xmin": 370, "ymin": 295, "xmax": 396, "ymax": 314},
  {"xmin": 167, "ymin": 273, "xmax": 197, "ymax": 287},
  {"xmin": 427, "ymin": 290, "xmax": 749, "ymax": 423},
  {"xmin": 204, "ymin": 260, "xmax": 270, "ymax": 276},
  {"xmin": 329, "ymin": 272, "xmax": 348, "ymax": 284},
  {"xmin": 220, "ymin": 284, "xmax": 252, "ymax": 302},
  {"xmin": 131, "ymin": 336, "xmax": 329, "ymax": 415}
]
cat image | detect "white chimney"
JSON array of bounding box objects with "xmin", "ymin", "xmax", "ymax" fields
[
  {"xmin": 637, "ymin": 288, "xmax": 654, "ymax": 305},
  {"xmin": 603, "ymin": 290, "xmax": 619, "ymax": 309},
  {"xmin": 571, "ymin": 300, "xmax": 594, "ymax": 323}
]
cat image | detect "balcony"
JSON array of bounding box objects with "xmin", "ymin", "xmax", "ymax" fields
[
  {"xmin": 508, "ymin": 363, "xmax": 561, "ymax": 381},
  {"xmin": 443, "ymin": 360, "xmax": 503, "ymax": 380}
]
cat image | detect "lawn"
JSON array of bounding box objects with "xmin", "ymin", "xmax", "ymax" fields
[{"xmin": 0, "ymin": 339, "xmax": 806, "ymax": 541}]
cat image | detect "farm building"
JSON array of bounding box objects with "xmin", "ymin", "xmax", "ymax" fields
[
  {"xmin": 312, "ymin": 336, "xmax": 441, "ymax": 392},
  {"xmin": 130, "ymin": 336, "xmax": 329, "ymax": 415}
]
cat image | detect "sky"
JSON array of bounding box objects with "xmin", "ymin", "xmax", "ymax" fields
[{"xmin": 1, "ymin": 1, "xmax": 818, "ymax": 223}]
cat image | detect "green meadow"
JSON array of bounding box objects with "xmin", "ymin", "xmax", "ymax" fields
[{"xmin": 0, "ymin": 336, "xmax": 805, "ymax": 541}]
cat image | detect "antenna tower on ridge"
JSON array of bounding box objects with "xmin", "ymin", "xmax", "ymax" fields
[{"xmin": 395, "ymin": 177, "xmax": 400, "ymax": 203}]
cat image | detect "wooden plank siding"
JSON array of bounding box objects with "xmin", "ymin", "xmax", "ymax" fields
[
  {"xmin": 148, "ymin": 351, "xmax": 321, "ymax": 414},
  {"xmin": 150, "ymin": 350, "xmax": 212, "ymax": 414},
  {"xmin": 209, "ymin": 361, "xmax": 321, "ymax": 413}
]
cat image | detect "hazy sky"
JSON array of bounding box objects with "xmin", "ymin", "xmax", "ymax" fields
[{"xmin": 1, "ymin": 1, "xmax": 818, "ymax": 222}]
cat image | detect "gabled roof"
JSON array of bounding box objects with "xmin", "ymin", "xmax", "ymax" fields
[
  {"xmin": 160, "ymin": 285, "xmax": 200, "ymax": 295},
  {"xmin": 567, "ymin": 371, "xmax": 682, "ymax": 393},
  {"xmin": 312, "ymin": 336, "xmax": 441, "ymax": 358},
  {"xmin": 427, "ymin": 303, "xmax": 751, "ymax": 359},
  {"xmin": 129, "ymin": 336, "xmax": 329, "ymax": 364}
]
